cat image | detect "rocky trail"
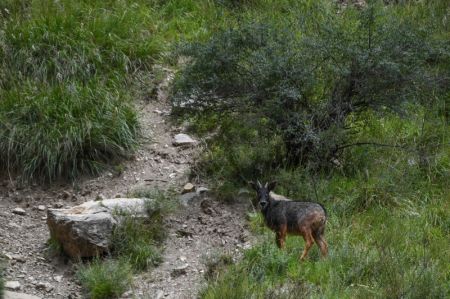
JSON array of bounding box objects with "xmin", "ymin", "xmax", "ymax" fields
[{"xmin": 0, "ymin": 70, "xmax": 253, "ymax": 299}]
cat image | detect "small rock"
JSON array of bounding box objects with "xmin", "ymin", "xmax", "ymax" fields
[
  {"xmin": 10, "ymin": 254, "xmax": 26, "ymax": 263},
  {"xmin": 122, "ymin": 290, "xmax": 133, "ymax": 298},
  {"xmin": 37, "ymin": 205, "xmax": 46, "ymax": 211},
  {"xmin": 6, "ymin": 281, "xmax": 21, "ymax": 291},
  {"xmin": 53, "ymin": 275, "xmax": 63, "ymax": 283},
  {"xmin": 12, "ymin": 208, "xmax": 26, "ymax": 216},
  {"xmin": 200, "ymin": 199, "xmax": 214, "ymax": 215},
  {"xmin": 176, "ymin": 230, "xmax": 193, "ymax": 238},
  {"xmin": 178, "ymin": 192, "xmax": 199, "ymax": 207},
  {"xmin": 155, "ymin": 290, "xmax": 164, "ymax": 299},
  {"xmin": 182, "ymin": 183, "xmax": 195, "ymax": 194},
  {"xmin": 95, "ymin": 193, "xmax": 106, "ymax": 201},
  {"xmin": 179, "ymin": 256, "xmax": 187, "ymax": 262},
  {"xmin": 172, "ymin": 134, "xmax": 196, "ymax": 146},
  {"xmin": 3, "ymin": 291, "xmax": 42, "ymax": 299},
  {"xmin": 35, "ymin": 282, "xmax": 53, "ymax": 292},
  {"xmin": 196, "ymin": 187, "xmax": 209, "ymax": 195},
  {"xmin": 171, "ymin": 264, "xmax": 189, "ymax": 277},
  {"xmin": 53, "ymin": 203, "xmax": 63, "ymax": 208},
  {"xmin": 60, "ymin": 191, "xmax": 71, "ymax": 200}
]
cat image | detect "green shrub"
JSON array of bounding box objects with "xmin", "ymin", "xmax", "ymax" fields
[
  {"xmin": 77, "ymin": 259, "xmax": 132, "ymax": 299},
  {"xmin": 172, "ymin": 1, "xmax": 448, "ymax": 170}
]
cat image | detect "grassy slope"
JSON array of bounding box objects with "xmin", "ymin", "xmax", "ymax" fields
[{"xmin": 0, "ymin": 0, "xmax": 225, "ymax": 181}]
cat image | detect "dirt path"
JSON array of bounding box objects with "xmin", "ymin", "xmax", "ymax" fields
[{"xmin": 0, "ymin": 68, "xmax": 252, "ymax": 299}]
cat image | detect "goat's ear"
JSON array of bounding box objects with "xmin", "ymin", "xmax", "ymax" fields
[
  {"xmin": 249, "ymin": 181, "xmax": 258, "ymax": 191},
  {"xmin": 267, "ymin": 181, "xmax": 277, "ymax": 191}
]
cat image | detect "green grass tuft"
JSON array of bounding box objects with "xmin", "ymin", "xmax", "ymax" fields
[
  {"xmin": 111, "ymin": 190, "xmax": 175, "ymax": 271},
  {"xmin": 76, "ymin": 259, "xmax": 132, "ymax": 299},
  {"xmin": 0, "ymin": 82, "xmax": 139, "ymax": 181}
]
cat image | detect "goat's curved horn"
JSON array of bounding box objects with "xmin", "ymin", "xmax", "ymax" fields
[{"xmin": 257, "ymin": 180, "xmax": 262, "ymax": 188}]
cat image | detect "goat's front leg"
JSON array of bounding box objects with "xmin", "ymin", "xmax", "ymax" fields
[{"xmin": 275, "ymin": 224, "xmax": 287, "ymax": 249}]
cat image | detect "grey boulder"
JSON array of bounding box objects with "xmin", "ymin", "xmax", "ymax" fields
[{"xmin": 47, "ymin": 198, "xmax": 151, "ymax": 259}]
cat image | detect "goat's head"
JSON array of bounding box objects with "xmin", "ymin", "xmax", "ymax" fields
[{"xmin": 249, "ymin": 180, "xmax": 277, "ymax": 210}]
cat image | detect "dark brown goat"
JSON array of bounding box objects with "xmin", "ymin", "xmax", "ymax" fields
[{"xmin": 250, "ymin": 181, "xmax": 328, "ymax": 260}]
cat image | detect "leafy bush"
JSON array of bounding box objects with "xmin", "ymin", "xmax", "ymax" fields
[
  {"xmin": 173, "ymin": 1, "xmax": 448, "ymax": 169},
  {"xmin": 77, "ymin": 259, "xmax": 132, "ymax": 299}
]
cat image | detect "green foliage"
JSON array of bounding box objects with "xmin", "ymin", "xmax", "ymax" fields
[
  {"xmin": 76, "ymin": 259, "xmax": 132, "ymax": 299},
  {"xmin": 111, "ymin": 192, "xmax": 174, "ymax": 271},
  {"xmin": 173, "ymin": 1, "xmax": 449, "ymax": 169}
]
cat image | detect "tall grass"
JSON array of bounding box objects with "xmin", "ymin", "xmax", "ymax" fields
[{"xmin": 0, "ymin": 82, "xmax": 138, "ymax": 181}]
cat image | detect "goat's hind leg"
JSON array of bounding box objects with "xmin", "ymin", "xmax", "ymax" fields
[
  {"xmin": 300, "ymin": 230, "xmax": 314, "ymax": 261},
  {"xmin": 313, "ymin": 232, "xmax": 328, "ymax": 258}
]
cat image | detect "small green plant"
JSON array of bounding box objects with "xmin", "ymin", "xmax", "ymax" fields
[
  {"xmin": 45, "ymin": 237, "xmax": 64, "ymax": 258},
  {"xmin": 111, "ymin": 215, "xmax": 163, "ymax": 271},
  {"xmin": 111, "ymin": 191, "xmax": 175, "ymax": 271},
  {"xmin": 77, "ymin": 259, "xmax": 132, "ymax": 299},
  {"xmin": 203, "ymin": 252, "xmax": 234, "ymax": 281}
]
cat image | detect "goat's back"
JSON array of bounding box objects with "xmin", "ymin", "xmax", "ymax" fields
[{"xmin": 263, "ymin": 200, "xmax": 326, "ymax": 233}]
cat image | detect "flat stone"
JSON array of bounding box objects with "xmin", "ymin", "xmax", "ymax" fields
[
  {"xmin": 37, "ymin": 205, "xmax": 46, "ymax": 211},
  {"xmin": 182, "ymin": 183, "xmax": 195, "ymax": 194},
  {"xmin": 8, "ymin": 254, "xmax": 26, "ymax": 263},
  {"xmin": 178, "ymin": 192, "xmax": 200, "ymax": 207},
  {"xmin": 5, "ymin": 281, "xmax": 21, "ymax": 291},
  {"xmin": 35, "ymin": 282, "xmax": 53, "ymax": 292},
  {"xmin": 53, "ymin": 275, "xmax": 63, "ymax": 283},
  {"xmin": 172, "ymin": 134, "xmax": 196, "ymax": 146},
  {"xmin": 3, "ymin": 291, "xmax": 42, "ymax": 299},
  {"xmin": 171, "ymin": 264, "xmax": 189, "ymax": 277},
  {"xmin": 155, "ymin": 290, "xmax": 164, "ymax": 299},
  {"xmin": 196, "ymin": 187, "xmax": 209, "ymax": 195},
  {"xmin": 12, "ymin": 208, "xmax": 26, "ymax": 216}
]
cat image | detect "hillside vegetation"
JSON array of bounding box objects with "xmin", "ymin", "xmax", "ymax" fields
[
  {"xmin": 171, "ymin": 1, "xmax": 449, "ymax": 298},
  {"xmin": 0, "ymin": 0, "xmax": 222, "ymax": 181},
  {"xmin": 0, "ymin": 0, "xmax": 448, "ymax": 298}
]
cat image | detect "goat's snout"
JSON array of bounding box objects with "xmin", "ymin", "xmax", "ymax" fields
[{"xmin": 259, "ymin": 200, "xmax": 268, "ymax": 209}]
